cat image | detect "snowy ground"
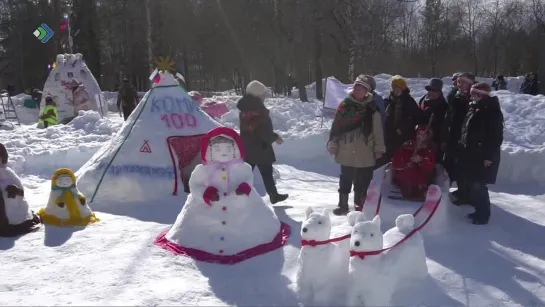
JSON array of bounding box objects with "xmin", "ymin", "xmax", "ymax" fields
[{"xmin": 1, "ymin": 75, "xmax": 545, "ymax": 306}]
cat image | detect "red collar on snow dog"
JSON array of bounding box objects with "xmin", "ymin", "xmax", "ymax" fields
[
  {"xmin": 349, "ymin": 249, "xmax": 383, "ymax": 259},
  {"xmin": 301, "ymin": 234, "xmax": 351, "ymax": 247}
]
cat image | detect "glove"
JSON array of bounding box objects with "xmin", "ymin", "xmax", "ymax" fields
[
  {"xmin": 5, "ymin": 185, "xmax": 22, "ymax": 198},
  {"xmin": 327, "ymin": 141, "xmax": 339, "ymax": 155},
  {"xmin": 235, "ymin": 182, "xmax": 251, "ymax": 196},
  {"xmin": 203, "ymin": 186, "xmax": 220, "ymax": 205}
]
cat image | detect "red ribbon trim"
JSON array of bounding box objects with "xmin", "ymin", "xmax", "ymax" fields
[{"xmin": 301, "ymin": 233, "xmax": 351, "ymax": 247}]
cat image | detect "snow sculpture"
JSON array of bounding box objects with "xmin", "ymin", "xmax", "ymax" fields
[
  {"xmin": 346, "ymin": 214, "xmax": 428, "ymax": 306},
  {"xmin": 296, "ymin": 207, "xmax": 351, "ymax": 306},
  {"xmin": 155, "ymin": 127, "xmax": 290, "ymax": 264},
  {"xmin": 40, "ymin": 53, "xmax": 105, "ymax": 124},
  {"xmin": 38, "ymin": 168, "xmax": 99, "ymax": 226},
  {"xmin": 0, "ymin": 143, "xmax": 41, "ymax": 236}
]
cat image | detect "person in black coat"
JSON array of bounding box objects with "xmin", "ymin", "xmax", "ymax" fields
[
  {"xmin": 418, "ymin": 78, "xmax": 448, "ymax": 163},
  {"xmin": 441, "ymin": 72, "xmax": 475, "ymax": 203},
  {"xmin": 237, "ymin": 80, "xmax": 288, "ymax": 204},
  {"xmin": 520, "ymin": 72, "xmax": 540, "ymax": 95},
  {"xmin": 458, "ymin": 82, "xmax": 504, "ymax": 225},
  {"xmin": 446, "ymin": 73, "xmax": 462, "ymax": 103},
  {"xmin": 384, "ymin": 75, "xmax": 422, "ymax": 160}
]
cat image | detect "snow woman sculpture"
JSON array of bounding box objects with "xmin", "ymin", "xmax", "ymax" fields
[
  {"xmin": 155, "ymin": 126, "xmax": 290, "ymax": 264},
  {"xmin": 0, "ymin": 143, "xmax": 41, "ymax": 236},
  {"xmin": 38, "ymin": 168, "xmax": 99, "ymax": 226}
]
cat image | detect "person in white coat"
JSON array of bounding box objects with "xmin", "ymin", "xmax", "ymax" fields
[{"xmin": 0, "ymin": 143, "xmax": 41, "ymax": 236}]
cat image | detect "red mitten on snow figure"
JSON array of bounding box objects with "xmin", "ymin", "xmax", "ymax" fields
[
  {"xmin": 203, "ymin": 186, "xmax": 220, "ymax": 205},
  {"xmin": 235, "ymin": 182, "xmax": 251, "ymax": 196}
]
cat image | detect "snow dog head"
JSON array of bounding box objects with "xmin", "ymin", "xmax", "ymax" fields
[
  {"xmin": 350, "ymin": 215, "xmax": 383, "ymax": 252},
  {"xmin": 51, "ymin": 168, "xmax": 76, "ymax": 189},
  {"xmin": 301, "ymin": 207, "xmax": 331, "ymax": 241},
  {"xmin": 201, "ymin": 127, "xmax": 244, "ymax": 164}
]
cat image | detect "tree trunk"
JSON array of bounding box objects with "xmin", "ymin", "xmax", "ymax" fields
[
  {"xmin": 145, "ymin": 0, "xmax": 153, "ymax": 74},
  {"xmin": 313, "ymin": 22, "xmax": 323, "ymax": 101},
  {"xmin": 540, "ymin": 31, "xmax": 545, "ymax": 94}
]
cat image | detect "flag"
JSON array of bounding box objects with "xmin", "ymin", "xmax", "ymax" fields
[{"xmin": 149, "ymin": 68, "xmax": 160, "ymax": 84}]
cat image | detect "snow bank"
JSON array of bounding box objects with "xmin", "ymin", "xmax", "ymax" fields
[{"xmin": 0, "ymin": 111, "xmax": 122, "ymax": 176}]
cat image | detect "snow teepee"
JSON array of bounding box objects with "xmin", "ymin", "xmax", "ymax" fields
[
  {"xmin": 76, "ymin": 71, "xmax": 221, "ymax": 203},
  {"xmin": 41, "ymin": 53, "xmax": 105, "ymax": 123}
]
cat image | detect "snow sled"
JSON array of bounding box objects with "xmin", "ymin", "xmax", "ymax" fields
[{"xmin": 387, "ymin": 163, "xmax": 448, "ymax": 202}]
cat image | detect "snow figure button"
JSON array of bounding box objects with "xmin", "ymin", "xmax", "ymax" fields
[
  {"xmin": 38, "ymin": 168, "xmax": 99, "ymax": 227},
  {"xmin": 155, "ymin": 127, "xmax": 291, "ymax": 265}
]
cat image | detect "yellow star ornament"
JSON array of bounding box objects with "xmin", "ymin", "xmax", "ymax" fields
[{"xmin": 155, "ymin": 56, "xmax": 176, "ymax": 73}]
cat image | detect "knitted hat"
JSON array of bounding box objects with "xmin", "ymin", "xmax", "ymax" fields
[
  {"xmin": 425, "ymin": 78, "xmax": 443, "ymax": 91},
  {"xmin": 457, "ymin": 72, "xmax": 475, "ymax": 84},
  {"xmin": 362, "ymin": 75, "xmax": 377, "ymax": 91},
  {"xmin": 451, "ymin": 72, "xmax": 462, "ymax": 81},
  {"xmin": 391, "ymin": 75, "xmax": 408, "ymax": 90},
  {"xmin": 353, "ymin": 76, "xmax": 372, "ymax": 91},
  {"xmin": 470, "ymin": 82, "xmax": 492, "ymax": 96},
  {"xmin": 246, "ymin": 80, "xmax": 267, "ymax": 98}
]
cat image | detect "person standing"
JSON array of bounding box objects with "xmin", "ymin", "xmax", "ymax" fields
[
  {"xmin": 237, "ymin": 80, "xmax": 288, "ymax": 205},
  {"xmin": 441, "ymin": 72, "xmax": 475, "ymax": 204},
  {"xmin": 418, "ymin": 78, "xmax": 448, "ymax": 162},
  {"xmin": 327, "ymin": 76, "xmax": 385, "ymax": 215},
  {"xmin": 383, "ymin": 75, "xmax": 421, "ymax": 160},
  {"xmin": 117, "ymin": 78, "xmax": 138, "ymax": 121},
  {"xmin": 38, "ymin": 96, "xmax": 57, "ymax": 128},
  {"xmin": 491, "ymin": 75, "xmax": 507, "ymax": 91},
  {"xmin": 447, "ymin": 73, "xmax": 461, "ymax": 103},
  {"xmin": 459, "ymin": 83, "xmax": 504, "ymax": 225}
]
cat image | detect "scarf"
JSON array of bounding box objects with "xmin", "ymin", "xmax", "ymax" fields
[
  {"xmin": 51, "ymin": 184, "xmax": 76, "ymax": 198},
  {"xmin": 330, "ymin": 95, "xmax": 375, "ymax": 144},
  {"xmin": 239, "ymin": 108, "xmax": 269, "ymax": 134}
]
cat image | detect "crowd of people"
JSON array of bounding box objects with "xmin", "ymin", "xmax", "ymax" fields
[{"xmin": 325, "ymin": 72, "xmax": 505, "ymax": 225}]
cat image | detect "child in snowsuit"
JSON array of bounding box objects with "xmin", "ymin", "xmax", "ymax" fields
[
  {"xmin": 391, "ymin": 125, "xmax": 435, "ymax": 199},
  {"xmin": 327, "ymin": 76, "xmax": 385, "ymax": 215}
]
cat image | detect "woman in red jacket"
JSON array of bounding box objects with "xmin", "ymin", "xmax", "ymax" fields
[{"xmin": 391, "ymin": 125, "xmax": 435, "ymax": 199}]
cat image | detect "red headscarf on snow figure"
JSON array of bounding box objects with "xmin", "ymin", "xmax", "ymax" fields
[
  {"xmin": 391, "ymin": 125, "xmax": 436, "ymax": 199},
  {"xmin": 199, "ymin": 127, "xmax": 251, "ymax": 206},
  {"xmin": 200, "ymin": 127, "xmax": 245, "ymax": 164}
]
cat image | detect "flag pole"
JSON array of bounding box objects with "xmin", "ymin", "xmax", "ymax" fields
[{"xmin": 65, "ymin": 15, "xmax": 73, "ymax": 53}]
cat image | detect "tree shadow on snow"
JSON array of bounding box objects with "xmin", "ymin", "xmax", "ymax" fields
[
  {"xmin": 195, "ymin": 249, "xmax": 299, "ymax": 306},
  {"xmin": 274, "ymin": 205, "xmax": 301, "ymax": 248},
  {"xmin": 393, "ymin": 275, "xmax": 464, "ymax": 306},
  {"xmin": 43, "ymin": 224, "xmax": 85, "ymax": 247},
  {"xmin": 0, "ymin": 236, "xmax": 17, "ymax": 250},
  {"xmin": 425, "ymin": 205, "xmax": 545, "ymax": 306},
  {"xmin": 489, "ymin": 182, "xmax": 545, "ymax": 197},
  {"xmin": 91, "ymin": 198, "xmax": 184, "ymax": 225}
]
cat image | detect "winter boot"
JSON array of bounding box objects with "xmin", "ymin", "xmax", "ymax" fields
[
  {"xmin": 333, "ymin": 193, "xmax": 350, "ymax": 216},
  {"xmin": 270, "ymin": 193, "xmax": 289, "ymax": 205},
  {"xmin": 354, "ymin": 192, "xmax": 365, "ymax": 211},
  {"xmin": 450, "ymin": 189, "xmax": 470, "ymax": 206}
]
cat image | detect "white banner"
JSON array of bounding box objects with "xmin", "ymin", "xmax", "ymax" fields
[{"xmin": 324, "ymin": 77, "xmax": 352, "ymax": 110}]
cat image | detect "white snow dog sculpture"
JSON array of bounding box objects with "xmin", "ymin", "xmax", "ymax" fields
[
  {"xmin": 155, "ymin": 127, "xmax": 291, "ymax": 265},
  {"xmin": 347, "ymin": 214, "xmax": 428, "ymax": 307},
  {"xmin": 0, "ymin": 143, "xmax": 41, "ymax": 237},
  {"xmin": 296, "ymin": 207, "xmax": 352, "ymax": 306}
]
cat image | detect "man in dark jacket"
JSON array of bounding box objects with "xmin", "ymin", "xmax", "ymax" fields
[
  {"xmin": 446, "ymin": 73, "xmax": 461, "ymax": 103},
  {"xmin": 117, "ymin": 78, "xmax": 138, "ymax": 120},
  {"xmin": 237, "ymin": 80, "xmax": 288, "ymax": 204},
  {"xmin": 384, "ymin": 75, "xmax": 422, "ymax": 160},
  {"xmin": 441, "ymin": 72, "xmax": 475, "ymax": 204},
  {"xmin": 418, "ymin": 78, "xmax": 448, "ymax": 162},
  {"xmin": 491, "ymin": 75, "xmax": 507, "ymax": 91},
  {"xmin": 459, "ymin": 82, "xmax": 504, "ymax": 225},
  {"xmin": 520, "ymin": 72, "xmax": 540, "ymax": 95}
]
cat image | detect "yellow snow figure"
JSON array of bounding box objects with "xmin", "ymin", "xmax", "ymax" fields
[{"xmin": 38, "ymin": 168, "xmax": 99, "ymax": 227}]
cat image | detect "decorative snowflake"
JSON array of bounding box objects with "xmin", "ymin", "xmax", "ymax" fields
[{"xmin": 155, "ymin": 56, "xmax": 176, "ymax": 73}]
